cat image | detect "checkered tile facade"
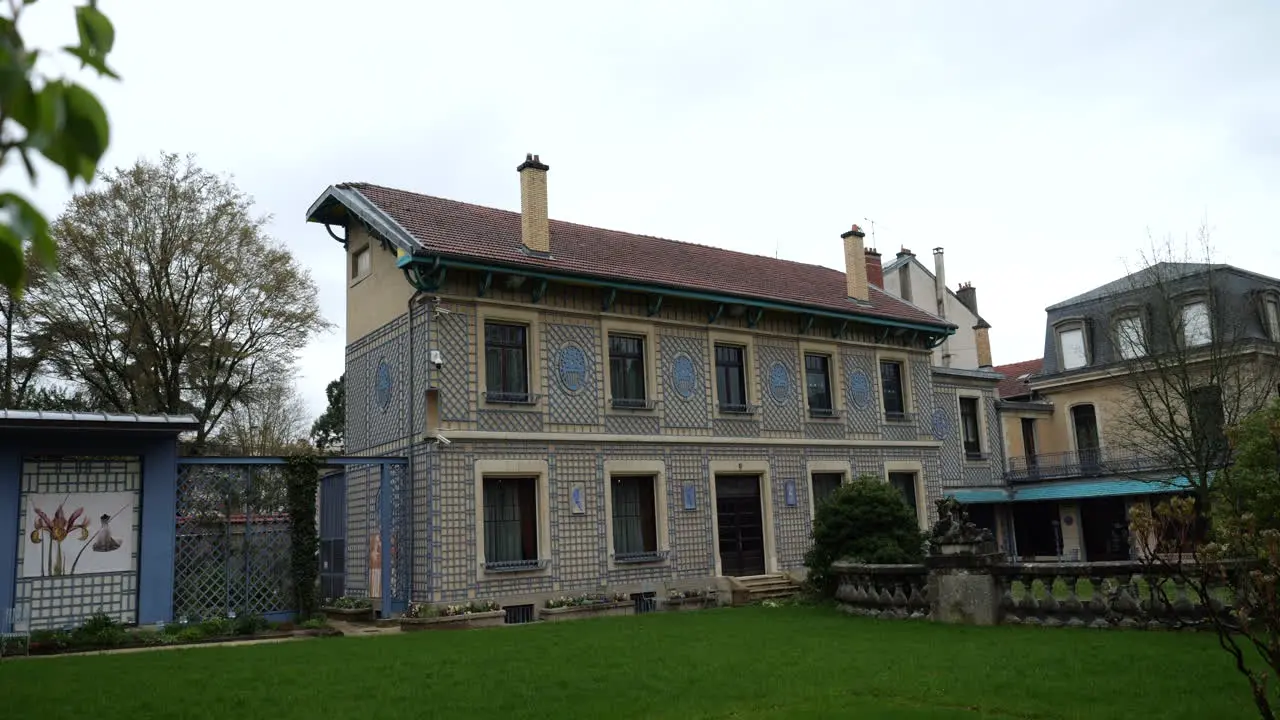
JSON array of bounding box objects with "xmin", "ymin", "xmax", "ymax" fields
[
  {"xmin": 842, "ymin": 350, "xmax": 880, "ymax": 435},
  {"xmin": 659, "ymin": 332, "xmax": 710, "ymax": 429},
  {"xmin": 546, "ymin": 322, "xmax": 601, "ymax": 427},
  {"xmin": 757, "ymin": 341, "xmax": 801, "ymax": 433},
  {"xmin": 604, "ymin": 414, "xmax": 661, "ymax": 435},
  {"xmin": 16, "ymin": 457, "xmax": 141, "ymax": 630},
  {"xmin": 434, "ymin": 305, "xmax": 474, "ymax": 423}
]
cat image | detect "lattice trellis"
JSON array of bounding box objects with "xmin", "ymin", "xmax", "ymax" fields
[
  {"xmin": 173, "ymin": 463, "xmax": 292, "ymax": 620},
  {"xmin": 366, "ymin": 462, "xmax": 412, "ymax": 609}
]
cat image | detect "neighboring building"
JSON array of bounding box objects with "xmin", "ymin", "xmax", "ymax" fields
[
  {"xmin": 877, "ymin": 247, "xmax": 993, "ymax": 370},
  {"xmin": 973, "ymin": 263, "xmax": 1280, "ymax": 561},
  {"xmin": 305, "ymin": 155, "xmax": 1004, "ymax": 608}
]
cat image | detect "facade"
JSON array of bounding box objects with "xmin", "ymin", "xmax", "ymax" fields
[
  {"xmin": 877, "ymin": 247, "xmax": 993, "ymax": 370},
  {"xmin": 307, "ymin": 155, "xmax": 1005, "ymax": 608},
  {"xmin": 973, "ymin": 263, "xmax": 1280, "ymax": 561}
]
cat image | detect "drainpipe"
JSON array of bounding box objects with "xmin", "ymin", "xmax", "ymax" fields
[
  {"xmin": 404, "ymin": 288, "xmax": 427, "ymax": 610},
  {"xmin": 932, "ymin": 247, "xmax": 951, "ymax": 367}
]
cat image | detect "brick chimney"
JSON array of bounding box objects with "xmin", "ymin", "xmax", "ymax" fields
[
  {"xmin": 841, "ymin": 225, "xmax": 869, "ymax": 301},
  {"xmin": 864, "ymin": 248, "xmax": 883, "ymax": 288},
  {"xmin": 974, "ymin": 319, "xmax": 993, "ymax": 369},
  {"xmin": 896, "ymin": 247, "xmax": 915, "ymax": 260},
  {"xmin": 517, "ymin": 153, "xmax": 550, "ymax": 254}
]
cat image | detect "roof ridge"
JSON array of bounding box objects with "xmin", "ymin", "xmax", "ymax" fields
[{"xmin": 344, "ymin": 181, "xmax": 847, "ymax": 277}]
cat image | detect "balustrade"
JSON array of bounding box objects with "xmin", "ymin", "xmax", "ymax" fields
[{"xmin": 832, "ymin": 562, "xmax": 930, "ymax": 620}]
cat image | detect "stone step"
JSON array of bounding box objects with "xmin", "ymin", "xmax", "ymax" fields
[{"xmin": 748, "ymin": 588, "xmax": 800, "ymax": 600}]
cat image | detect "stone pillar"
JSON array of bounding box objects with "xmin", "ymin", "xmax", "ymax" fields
[{"xmin": 925, "ymin": 540, "xmax": 1003, "ymax": 625}]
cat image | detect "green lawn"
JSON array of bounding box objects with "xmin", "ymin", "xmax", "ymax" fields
[{"xmin": 0, "ymin": 605, "xmax": 1264, "ymax": 719}]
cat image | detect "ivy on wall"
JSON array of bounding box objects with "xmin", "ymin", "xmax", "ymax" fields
[{"xmin": 283, "ymin": 453, "xmax": 322, "ymax": 620}]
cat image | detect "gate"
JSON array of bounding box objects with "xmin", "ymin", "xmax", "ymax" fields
[
  {"xmin": 319, "ymin": 471, "xmax": 347, "ymax": 601},
  {"xmin": 173, "ymin": 461, "xmax": 292, "ymax": 620}
]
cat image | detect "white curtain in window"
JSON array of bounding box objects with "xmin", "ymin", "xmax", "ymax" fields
[
  {"xmin": 1182, "ymin": 302, "xmax": 1212, "ymax": 347},
  {"xmin": 1060, "ymin": 328, "xmax": 1086, "ymax": 369},
  {"xmin": 1115, "ymin": 316, "xmax": 1144, "ymax": 359}
]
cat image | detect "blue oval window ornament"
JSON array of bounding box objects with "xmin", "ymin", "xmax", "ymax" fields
[
  {"xmin": 558, "ymin": 345, "xmax": 587, "ymax": 393},
  {"xmin": 768, "ymin": 362, "xmax": 790, "ymax": 405},
  {"xmin": 849, "ymin": 370, "xmax": 871, "ymax": 409},
  {"xmin": 931, "ymin": 407, "xmax": 950, "ymax": 441},
  {"xmin": 672, "ymin": 354, "xmax": 697, "ymax": 400},
  {"xmin": 375, "ymin": 360, "xmax": 393, "ymax": 411}
]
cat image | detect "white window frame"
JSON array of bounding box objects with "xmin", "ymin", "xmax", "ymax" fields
[
  {"xmin": 351, "ymin": 245, "xmax": 372, "ymax": 282},
  {"xmin": 1114, "ymin": 314, "xmax": 1145, "ymax": 360},
  {"xmin": 1181, "ymin": 300, "xmax": 1212, "ymax": 347}
]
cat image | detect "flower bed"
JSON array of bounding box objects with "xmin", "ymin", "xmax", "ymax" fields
[
  {"xmin": 320, "ymin": 596, "xmax": 375, "ymax": 622},
  {"xmin": 666, "ymin": 588, "xmax": 717, "ymax": 611},
  {"xmin": 2, "ymin": 612, "xmax": 337, "ymax": 658},
  {"xmin": 398, "ymin": 601, "xmax": 505, "ymax": 631},
  {"xmin": 540, "ymin": 593, "xmax": 633, "ymax": 622}
]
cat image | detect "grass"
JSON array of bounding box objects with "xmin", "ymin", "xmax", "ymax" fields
[{"xmin": 0, "ymin": 604, "xmax": 1267, "ymax": 719}]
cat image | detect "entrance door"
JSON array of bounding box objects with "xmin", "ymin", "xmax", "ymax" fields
[
  {"xmin": 1079, "ymin": 497, "xmax": 1130, "ymax": 561},
  {"xmin": 716, "ymin": 475, "xmax": 766, "ymax": 577}
]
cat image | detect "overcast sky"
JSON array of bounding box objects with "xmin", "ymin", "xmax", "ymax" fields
[{"xmin": 8, "ymin": 1, "xmax": 1279, "ymax": 423}]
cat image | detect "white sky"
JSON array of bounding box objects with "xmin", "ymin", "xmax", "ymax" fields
[{"xmin": 7, "ymin": 1, "xmax": 1280, "ymax": 424}]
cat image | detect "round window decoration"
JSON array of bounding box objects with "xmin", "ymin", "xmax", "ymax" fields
[
  {"xmin": 374, "ymin": 360, "xmax": 393, "ymax": 411},
  {"xmin": 558, "ymin": 344, "xmax": 588, "ymax": 393},
  {"xmin": 848, "ymin": 370, "xmax": 871, "ymax": 409},
  {"xmin": 931, "ymin": 407, "xmax": 950, "ymax": 441},
  {"xmin": 768, "ymin": 362, "xmax": 791, "ymax": 405},
  {"xmin": 671, "ymin": 353, "xmax": 697, "ymax": 400}
]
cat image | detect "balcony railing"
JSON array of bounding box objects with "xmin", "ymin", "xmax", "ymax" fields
[{"xmin": 1004, "ymin": 447, "xmax": 1171, "ymax": 483}]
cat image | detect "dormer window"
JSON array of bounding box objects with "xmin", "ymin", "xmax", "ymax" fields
[
  {"xmin": 1264, "ymin": 296, "xmax": 1280, "ymax": 341},
  {"xmin": 1181, "ymin": 301, "xmax": 1212, "ymax": 347},
  {"xmin": 1114, "ymin": 314, "xmax": 1145, "ymax": 360},
  {"xmin": 1056, "ymin": 321, "xmax": 1089, "ymax": 371}
]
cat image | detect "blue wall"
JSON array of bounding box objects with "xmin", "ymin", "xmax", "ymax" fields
[{"xmin": 0, "ymin": 430, "xmax": 182, "ymax": 625}]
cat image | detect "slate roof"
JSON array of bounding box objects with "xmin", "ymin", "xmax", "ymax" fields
[
  {"xmin": 322, "ymin": 182, "xmax": 954, "ymax": 330},
  {"xmin": 993, "ymin": 358, "xmax": 1044, "ymax": 399},
  {"xmin": 1045, "ymin": 262, "xmax": 1219, "ymax": 311}
]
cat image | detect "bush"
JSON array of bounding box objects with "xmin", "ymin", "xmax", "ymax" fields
[
  {"xmin": 300, "ymin": 617, "xmax": 328, "ymax": 630},
  {"xmin": 197, "ymin": 617, "xmax": 235, "ymax": 638},
  {"xmin": 70, "ymin": 613, "xmax": 128, "ymax": 648},
  {"xmin": 234, "ymin": 613, "xmax": 269, "ymax": 636},
  {"xmin": 803, "ymin": 476, "xmax": 927, "ymax": 596}
]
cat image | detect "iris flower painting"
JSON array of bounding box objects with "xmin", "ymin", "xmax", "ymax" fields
[{"xmin": 24, "ymin": 493, "xmax": 133, "ymax": 578}]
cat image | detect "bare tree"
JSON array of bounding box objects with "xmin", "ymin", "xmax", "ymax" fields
[
  {"xmin": 1109, "ymin": 230, "xmax": 1280, "ymax": 517},
  {"xmin": 26, "ymin": 153, "xmax": 332, "ymax": 447},
  {"xmin": 210, "ymin": 377, "xmax": 313, "ymax": 456}
]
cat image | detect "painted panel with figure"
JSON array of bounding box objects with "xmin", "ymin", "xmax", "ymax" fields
[{"xmin": 24, "ymin": 492, "xmax": 134, "ymax": 578}]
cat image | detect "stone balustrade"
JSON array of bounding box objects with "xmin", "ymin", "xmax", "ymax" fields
[
  {"xmin": 832, "ymin": 561, "xmax": 930, "ymax": 620},
  {"xmin": 831, "ymin": 557, "xmax": 1240, "ymax": 630}
]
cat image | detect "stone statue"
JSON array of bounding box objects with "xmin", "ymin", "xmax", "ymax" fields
[{"xmin": 928, "ymin": 497, "xmax": 994, "ymax": 550}]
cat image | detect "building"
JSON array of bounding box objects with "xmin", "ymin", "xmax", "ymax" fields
[
  {"xmin": 305, "ymin": 155, "xmax": 1005, "ymax": 608},
  {"xmin": 974, "ymin": 262, "xmax": 1280, "ymax": 561},
  {"xmin": 877, "ymin": 247, "xmax": 994, "ymax": 370}
]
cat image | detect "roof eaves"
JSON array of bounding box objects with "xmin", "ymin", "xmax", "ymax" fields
[{"xmin": 306, "ymin": 185, "xmax": 420, "ymax": 255}]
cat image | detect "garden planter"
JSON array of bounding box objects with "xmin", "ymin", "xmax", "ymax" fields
[
  {"xmin": 398, "ymin": 610, "xmax": 506, "ymax": 631},
  {"xmin": 321, "ymin": 606, "xmax": 375, "ymax": 622},
  {"xmin": 666, "ymin": 597, "xmax": 713, "ymax": 612},
  {"xmin": 540, "ymin": 601, "xmax": 633, "ymax": 622}
]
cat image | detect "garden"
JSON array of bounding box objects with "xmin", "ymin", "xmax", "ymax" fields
[{"xmin": 0, "ymin": 604, "xmax": 1263, "ymax": 719}]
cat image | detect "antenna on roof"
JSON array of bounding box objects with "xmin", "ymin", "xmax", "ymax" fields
[
  {"xmin": 775, "ymin": 239, "xmax": 779, "ymax": 259},
  {"xmin": 863, "ymin": 218, "xmax": 877, "ymax": 246}
]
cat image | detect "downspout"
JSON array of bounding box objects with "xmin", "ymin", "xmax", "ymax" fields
[{"xmin": 404, "ymin": 288, "xmax": 427, "ymax": 610}]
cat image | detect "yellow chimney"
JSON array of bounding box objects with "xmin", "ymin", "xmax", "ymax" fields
[
  {"xmin": 841, "ymin": 225, "xmax": 869, "ymax": 301},
  {"xmin": 517, "ymin": 154, "xmax": 550, "ymax": 254}
]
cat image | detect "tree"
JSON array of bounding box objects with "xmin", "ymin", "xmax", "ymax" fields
[
  {"xmin": 310, "ymin": 374, "xmax": 344, "ymax": 454},
  {"xmin": 1130, "ymin": 401, "xmax": 1280, "ymax": 720},
  {"xmin": 26, "ymin": 153, "xmax": 332, "ymax": 448},
  {"xmin": 1110, "ymin": 231, "xmax": 1280, "ymax": 518},
  {"xmin": 208, "ymin": 377, "xmax": 312, "ymax": 456},
  {"xmin": 803, "ymin": 476, "xmax": 926, "ymax": 595},
  {"xmin": 0, "ymin": 0, "xmax": 118, "ymax": 293}
]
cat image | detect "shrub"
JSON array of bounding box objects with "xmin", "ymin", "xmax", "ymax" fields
[
  {"xmin": 175, "ymin": 627, "xmax": 206, "ymax": 643},
  {"xmin": 300, "ymin": 617, "xmax": 328, "ymax": 630},
  {"xmin": 803, "ymin": 476, "xmax": 927, "ymax": 595},
  {"xmin": 70, "ymin": 613, "xmax": 128, "ymax": 648},
  {"xmin": 323, "ymin": 596, "xmax": 372, "ymax": 610},
  {"xmin": 234, "ymin": 613, "xmax": 270, "ymax": 636},
  {"xmin": 197, "ymin": 617, "xmax": 235, "ymax": 638}
]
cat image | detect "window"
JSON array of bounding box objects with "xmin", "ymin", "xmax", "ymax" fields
[
  {"xmin": 1021, "ymin": 418, "xmax": 1038, "ymax": 470},
  {"xmin": 879, "ymin": 360, "xmax": 907, "ymax": 421},
  {"xmin": 1265, "ymin": 298, "xmax": 1280, "ymax": 340},
  {"xmin": 608, "ymin": 334, "xmax": 648, "ymax": 408},
  {"xmin": 351, "ymin": 247, "xmax": 371, "ymax": 280},
  {"xmin": 1071, "ymin": 404, "xmax": 1100, "ymax": 473},
  {"xmin": 810, "ymin": 473, "xmax": 843, "ymax": 508},
  {"xmin": 1059, "ymin": 327, "xmax": 1087, "ymax": 369},
  {"xmin": 804, "ymin": 353, "xmax": 834, "ymax": 416},
  {"xmin": 483, "ymin": 477, "xmax": 539, "ymax": 567},
  {"xmin": 888, "ymin": 472, "xmax": 918, "ymax": 517},
  {"xmin": 484, "ymin": 322, "xmax": 530, "ymax": 402},
  {"xmin": 959, "ymin": 397, "xmax": 983, "ymax": 460},
  {"xmin": 1115, "ymin": 316, "xmax": 1145, "ymax": 360},
  {"xmin": 611, "ymin": 475, "xmax": 658, "ymax": 559},
  {"xmin": 1182, "ymin": 301, "xmax": 1211, "ymax": 347},
  {"xmin": 715, "ymin": 344, "xmax": 748, "ymax": 412},
  {"xmin": 1190, "ymin": 385, "xmax": 1226, "ymax": 461}
]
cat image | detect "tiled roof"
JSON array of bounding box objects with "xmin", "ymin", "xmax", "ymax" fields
[
  {"xmin": 994, "ymin": 358, "xmax": 1043, "ymax": 399},
  {"xmin": 338, "ymin": 183, "xmax": 952, "ymax": 330}
]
